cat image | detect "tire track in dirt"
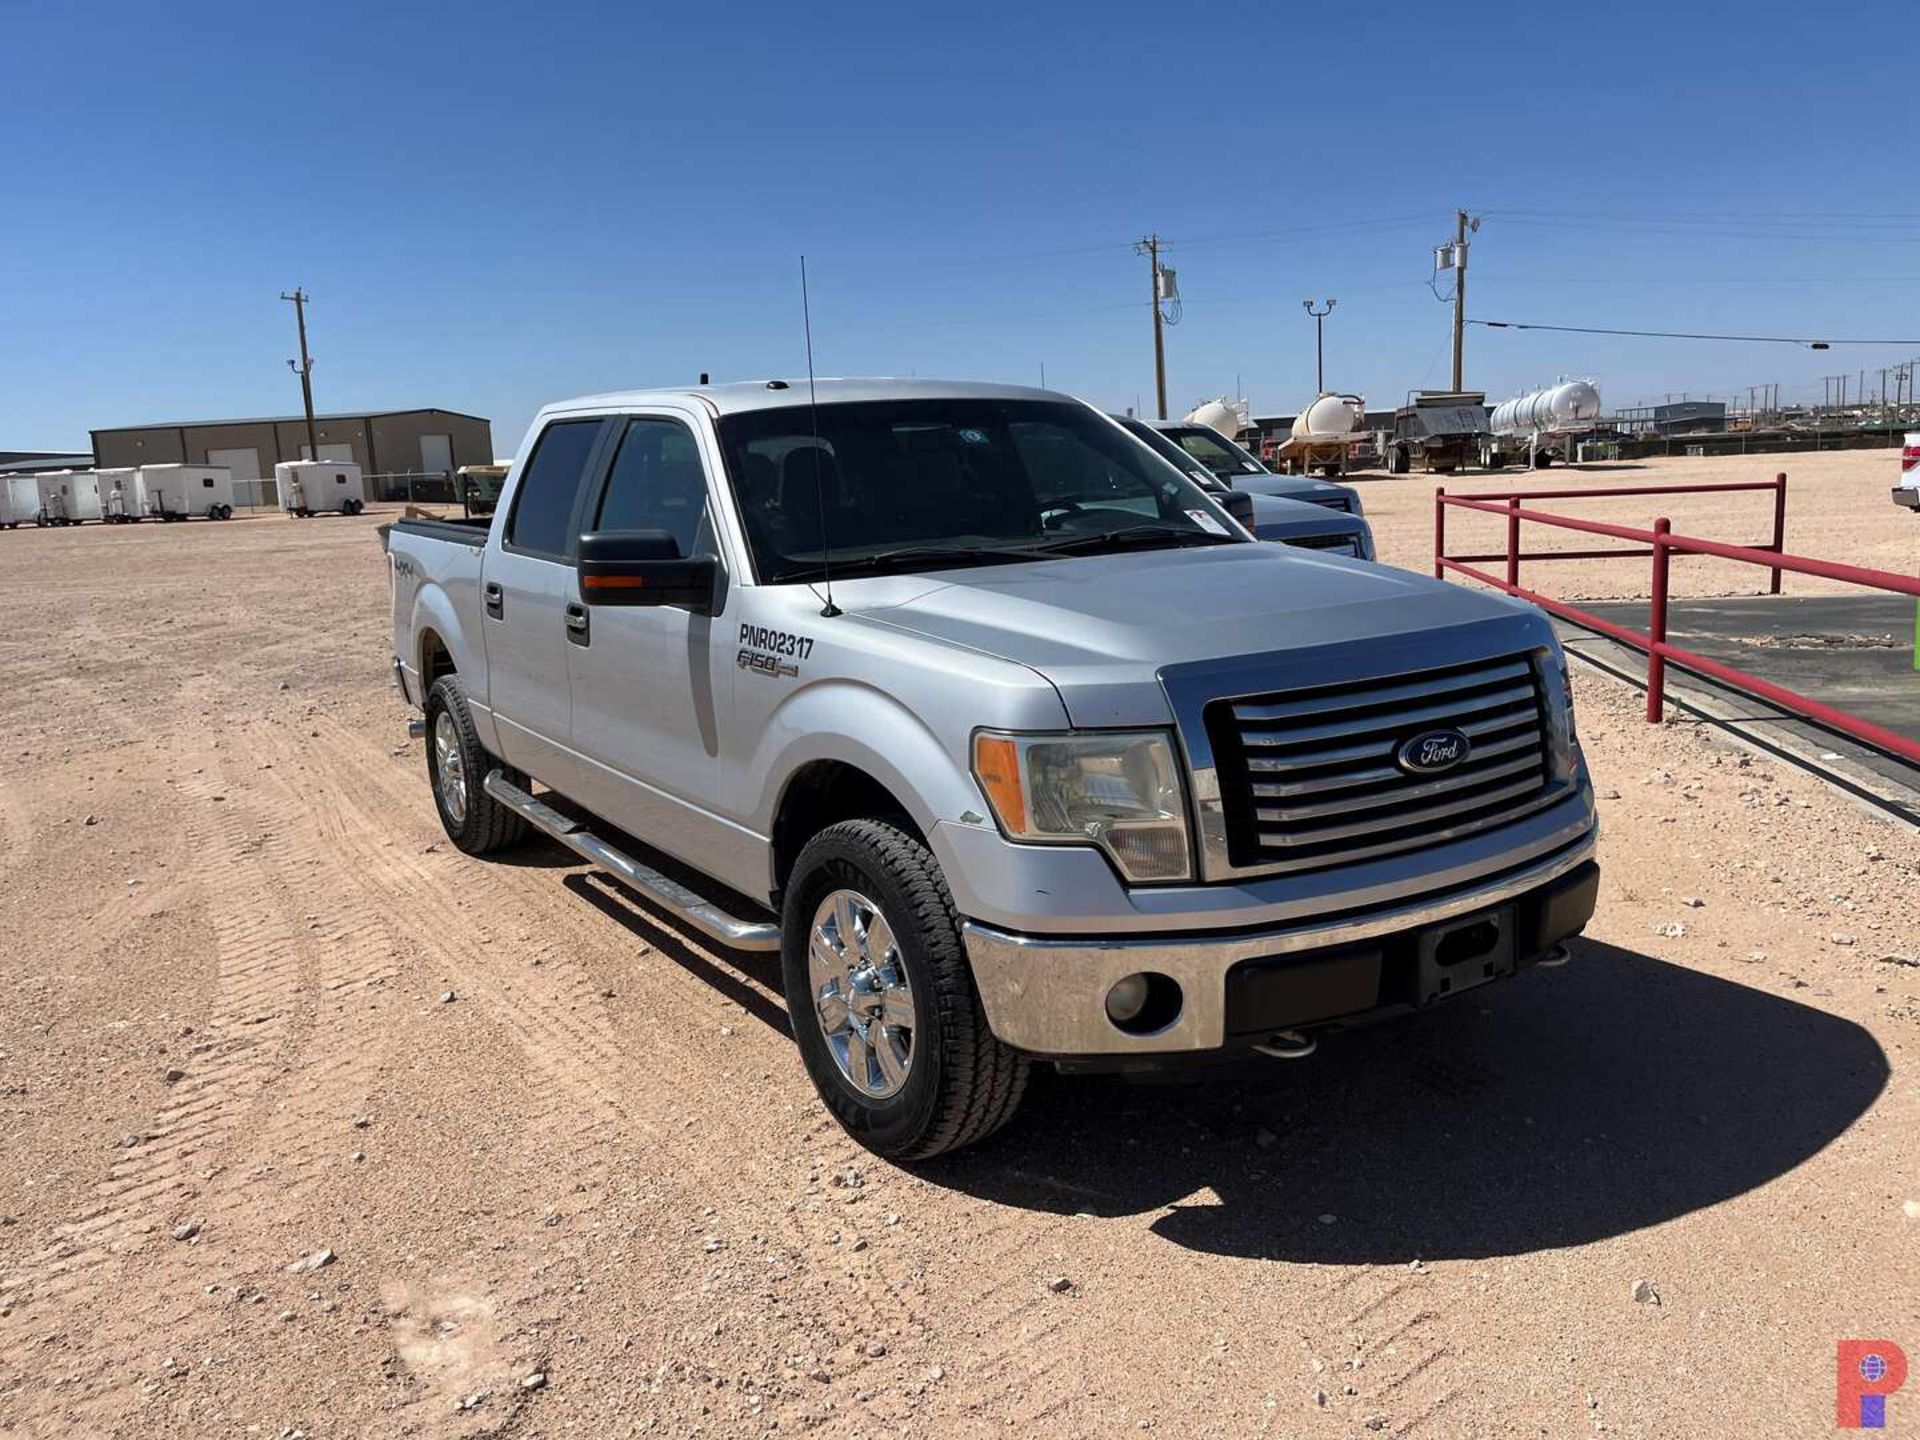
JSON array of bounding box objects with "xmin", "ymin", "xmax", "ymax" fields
[
  {"xmin": 253, "ymin": 710, "xmax": 954, "ymax": 1424},
  {"xmin": 0, "ymin": 751, "xmax": 415, "ymax": 1433}
]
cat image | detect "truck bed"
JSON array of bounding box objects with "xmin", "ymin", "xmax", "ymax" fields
[{"xmin": 384, "ymin": 515, "xmax": 490, "ymax": 548}]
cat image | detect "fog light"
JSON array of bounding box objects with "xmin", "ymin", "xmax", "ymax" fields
[
  {"xmin": 1103, "ymin": 971, "xmax": 1183, "ymax": 1035},
  {"xmin": 1105, "ymin": 973, "xmax": 1151, "ymax": 1024}
]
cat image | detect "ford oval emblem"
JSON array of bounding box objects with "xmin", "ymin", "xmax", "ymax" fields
[{"xmin": 1396, "ymin": 727, "xmax": 1471, "ymax": 776}]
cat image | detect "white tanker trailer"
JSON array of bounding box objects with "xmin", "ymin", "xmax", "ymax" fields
[
  {"xmin": 1484, "ymin": 380, "xmax": 1602, "ymax": 469},
  {"xmin": 1272, "ymin": 392, "xmax": 1366, "ymax": 476}
]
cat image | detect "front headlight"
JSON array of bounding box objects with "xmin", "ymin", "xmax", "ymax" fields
[{"xmin": 971, "ymin": 730, "xmax": 1192, "ymax": 883}]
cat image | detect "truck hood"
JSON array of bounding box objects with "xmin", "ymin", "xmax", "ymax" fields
[{"xmin": 853, "ymin": 543, "xmax": 1550, "ymax": 727}]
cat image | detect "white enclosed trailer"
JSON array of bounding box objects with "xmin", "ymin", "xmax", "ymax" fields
[
  {"xmin": 1, "ymin": 474, "xmax": 42, "ymax": 528},
  {"xmin": 96, "ymin": 467, "xmax": 143, "ymax": 522},
  {"xmin": 138, "ymin": 464, "xmax": 235, "ymax": 520},
  {"xmin": 35, "ymin": 471, "xmax": 103, "ymax": 525},
  {"xmin": 274, "ymin": 460, "xmax": 365, "ymax": 517}
]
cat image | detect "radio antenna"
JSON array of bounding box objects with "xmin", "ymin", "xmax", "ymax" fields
[{"xmin": 800, "ymin": 254, "xmax": 840, "ymax": 618}]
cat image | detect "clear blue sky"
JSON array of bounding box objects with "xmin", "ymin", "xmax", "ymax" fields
[{"xmin": 6, "ymin": 0, "xmax": 1918, "ymax": 455}]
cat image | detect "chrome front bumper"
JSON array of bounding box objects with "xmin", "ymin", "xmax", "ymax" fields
[{"xmin": 961, "ymin": 828, "xmax": 1597, "ymax": 1056}]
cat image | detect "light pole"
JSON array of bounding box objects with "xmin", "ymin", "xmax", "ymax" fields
[{"xmin": 1303, "ymin": 298, "xmax": 1336, "ymax": 393}]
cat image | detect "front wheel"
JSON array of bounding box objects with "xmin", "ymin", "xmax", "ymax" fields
[
  {"xmin": 423, "ymin": 675, "xmax": 527, "ymax": 855},
  {"xmin": 782, "ymin": 819, "xmax": 1029, "ymax": 1160}
]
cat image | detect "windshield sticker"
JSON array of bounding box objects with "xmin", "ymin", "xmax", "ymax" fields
[
  {"xmin": 957, "ymin": 428, "xmax": 989, "ymax": 445},
  {"xmin": 1186, "ymin": 509, "xmax": 1229, "ymax": 535}
]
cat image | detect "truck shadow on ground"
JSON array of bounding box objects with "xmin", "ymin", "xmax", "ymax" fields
[
  {"xmin": 922, "ymin": 938, "xmax": 1888, "ymax": 1263},
  {"xmin": 565, "ymin": 871, "xmax": 791, "ymax": 1034}
]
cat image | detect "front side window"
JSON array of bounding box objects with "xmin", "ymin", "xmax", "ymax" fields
[
  {"xmin": 506, "ymin": 419, "xmax": 602, "ymax": 557},
  {"xmin": 716, "ymin": 399, "xmax": 1240, "ymax": 584},
  {"xmin": 593, "ymin": 417, "xmax": 712, "ymax": 558}
]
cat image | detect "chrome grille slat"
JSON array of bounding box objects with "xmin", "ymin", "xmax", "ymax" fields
[
  {"xmin": 1254, "ymin": 774, "xmax": 1546, "ymax": 842},
  {"xmin": 1259, "ymin": 752, "xmax": 1545, "ymax": 819},
  {"xmin": 1232, "ymin": 660, "xmax": 1532, "ymax": 722},
  {"xmin": 1237, "ymin": 684, "xmax": 1537, "ymax": 748},
  {"xmin": 1249, "ymin": 730, "xmax": 1542, "ymax": 796},
  {"xmin": 1209, "ymin": 652, "xmax": 1557, "ymax": 876},
  {"xmin": 1243, "ymin": 711, "xmax": 1537, "ymax": 774},
  {"xmin": 1233, "ymin": 790, "xmax": 1570, "ymax": 874}
]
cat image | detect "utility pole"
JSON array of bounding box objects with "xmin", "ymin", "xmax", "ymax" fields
[
  {"xmin": 1450, "ymin": 210, "xmax": 1474, "ymax": 391},
  {"xmin": 1135, "ymin": 236, "xmax": 1169, "ymax": 419},
  {"xmin": 1303, "ymin": 299, "xmax": 1336, "ymax": 393},
  {"xmin": 281, "ymin": 287, "xmax": 318, "ymax": 461}
]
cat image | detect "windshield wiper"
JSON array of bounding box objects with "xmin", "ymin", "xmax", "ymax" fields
[
  {"xmin": 858, "ymin": 545, "xmax": 1046, "ymax": 573},
  {"xmin": 774, "ymin": 545, "xmax": 1037, "ymax": 582},
  {"xmin": 1031, "ymin": 525, "xmax": 1237, "ymax": 557}
]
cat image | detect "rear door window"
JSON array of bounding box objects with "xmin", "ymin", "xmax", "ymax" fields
[{"xmin": 506, "ymin": 419, "xmax": 605, "ymax": 559}]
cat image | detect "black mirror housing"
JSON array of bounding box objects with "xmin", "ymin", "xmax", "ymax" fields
[
  {"xmin": 1219, "ymin": 489, "xmax": 1257, "ymax": 529},
  {"xmin": 578, "ymin": 530, "xmax": 717, "ymax": 613}
]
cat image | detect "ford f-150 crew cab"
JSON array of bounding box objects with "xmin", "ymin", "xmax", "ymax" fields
[{"xmin": 383, "ymin": 379, "xmax": 1597, "ymax": 1158}]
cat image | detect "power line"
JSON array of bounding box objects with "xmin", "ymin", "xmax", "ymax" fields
[
  {"xmin": 1491, "ymin": 216, "xmax": 1920, "ymax": 245},
  {"xmin": 1470, "ymin": 318, "xmax": 1920, "ymax": 347}
]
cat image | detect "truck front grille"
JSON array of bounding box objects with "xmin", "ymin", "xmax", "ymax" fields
[
  {"xmin": 1281, "ymin": 533, "xmax": 1361, "ymax": 556},
  {"xmin": 1207, "ymin": 653, "xmax": 1557, "ymax": 875}
]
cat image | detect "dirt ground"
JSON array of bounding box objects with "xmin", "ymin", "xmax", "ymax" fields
[{"xmin": 1, "ymin": 473, "xmax": 1916, "ymax": 1439}]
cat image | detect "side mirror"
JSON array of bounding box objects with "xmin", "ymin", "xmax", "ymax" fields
[
  {"xmin": 1219, "ymin": 489, "xmax": 1257, "ymax": 529},
  {"xmin": 578, "ymin": 530, "xmax": 717, "ymax": 613}
]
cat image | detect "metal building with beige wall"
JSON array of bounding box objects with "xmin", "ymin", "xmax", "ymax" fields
[{"xmin": 91, "ymin": 407, "xmax": 492, "ymax": 505}]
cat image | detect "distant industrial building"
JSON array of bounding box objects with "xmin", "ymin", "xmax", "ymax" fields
[
  {"xmin": 90, "ymin": 407, "xmax": 493, "ymax": 503},
  {"xmin": 1612, "ymin": 400, "xmax": 1728, "ymax": 436},
  {"xmin": 0, "ymin": 450, "xmax": 92, "ymax": 474}
]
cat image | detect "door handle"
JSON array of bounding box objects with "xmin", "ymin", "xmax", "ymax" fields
[
  {"xmin": 483, "ymin": 581, "xmax": 503, "ymax": 619},
  {"xmin": 565, "ymin": 602, "xmax": 590, "ymax": 646}
]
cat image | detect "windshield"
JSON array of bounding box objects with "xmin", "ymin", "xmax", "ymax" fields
[
  {"xmin": 1117, "ymin": 417, "xmax": 1224, "ymax": 490},
  {"xmin": 1161, "ymin": 425, "xmax": 1268, "ymax": 480},
  {"xmin": 716, "ymin": 399, "xmax": 1244, "ymax": 583}
]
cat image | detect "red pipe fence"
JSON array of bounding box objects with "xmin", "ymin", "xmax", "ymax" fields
[{"xmin": 1432, "ymin": 474, "xmax": 1920, "ymax": 766}]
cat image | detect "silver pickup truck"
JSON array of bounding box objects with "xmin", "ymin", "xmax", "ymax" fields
[{"xmin": 383, "ymin": 379, "xmax": 1597, "ymax": 1158}]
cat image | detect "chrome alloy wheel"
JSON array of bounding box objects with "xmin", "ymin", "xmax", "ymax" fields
[
  {"xmin": 809, "ymin": 888, "xmax": 916, "ymax": 1099},
  {"xmin": 432, "ymin": 711, "xmax": 469, "ymax": 825}
]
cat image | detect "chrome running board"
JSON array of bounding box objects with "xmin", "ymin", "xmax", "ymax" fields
[{"xmin": 482, "ymin": 770, "xmax": 781, "ymax": 952}]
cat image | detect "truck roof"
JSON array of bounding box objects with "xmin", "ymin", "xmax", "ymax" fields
[{"xmin": 545, "ymin": 377, "xmax": 1063, "ymax": 419}]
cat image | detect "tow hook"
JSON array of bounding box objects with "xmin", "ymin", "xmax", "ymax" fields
[
  {"xmin": 1536, "ymin": 944, "xmax": 1572, "ymax": 968},
  {"xmin": 406, "ymin": 718, "xmax": 426, "ymax": 740},
  {"xmin": 1252, "ymin": 1029, "xmax": 1317, "ymax": 1060}
]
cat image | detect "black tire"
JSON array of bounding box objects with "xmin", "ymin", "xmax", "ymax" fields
[
  {"xmin": 423, "ymin": 674, "xmax": 527, "ymax": 855},
  {"xmin": 781, "ymin": 819, "xmax": 1029, "ymax": 1160}
]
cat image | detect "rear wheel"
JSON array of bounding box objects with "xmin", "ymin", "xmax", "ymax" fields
[
  {"xmin": 424, "ymin": 674, "xmax": 527, "ymax": 855},
  {"xmin": 782, "ymin": 819, "xmax": 1029, "ymax": 1159}
]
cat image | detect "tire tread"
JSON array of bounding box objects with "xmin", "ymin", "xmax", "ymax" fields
[
  {"xmin": 789, "ymin": 818, "xmax": 1028, "ymax": 1159},
  {"xmin": 424, "ymin": 674, "xmax": 527, "ymax": 855}
]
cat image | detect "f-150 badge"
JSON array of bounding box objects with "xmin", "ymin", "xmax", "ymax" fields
[
  {"xmin": 737, "ymin": 623, "xmax": 810, "ymax": 679},
  {"xmin": 738, "ymin": 647, "xmax": 799, "ymax": 679}
]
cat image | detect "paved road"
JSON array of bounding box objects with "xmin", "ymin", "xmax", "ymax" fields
[{"xmin": 1580, "ymin": 592, "xmax": 1918, "ymax": 739}]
